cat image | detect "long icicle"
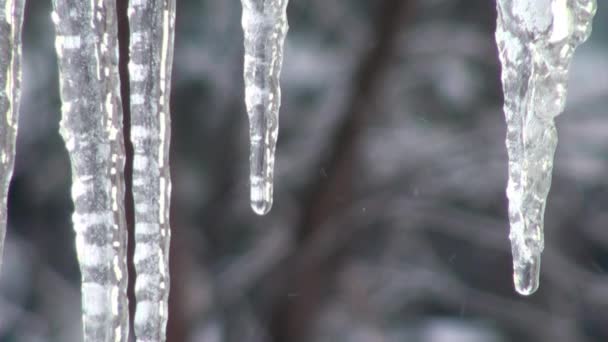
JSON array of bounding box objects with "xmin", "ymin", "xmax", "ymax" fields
[
  {"xmin": 0, "ymin": 0, "xmax": 25, "ymax": 268},
  {"xmin": 495, "ymin": 0, "xmax": 596, "ymax": 295},
  {"xmin": 52, "ymin": 0, "xmax": 129, "ymax": 339},
  {"xmin": 128, "ymin": 0, "xmax": 175, "ymax": 340},
  {"xmin": 241, "ymin": 0, "xmax": 289, "ymax": 215}
]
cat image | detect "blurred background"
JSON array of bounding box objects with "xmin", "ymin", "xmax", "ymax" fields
[{"xmin": 1, "ymin": 0, "xmax": 608, "ymax": 341}]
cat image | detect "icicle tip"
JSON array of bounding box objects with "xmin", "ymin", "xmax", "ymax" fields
[
  {"xmin": 513, "ymin": 253, "xmax": 541, "ymax": 296},
  {"xmin": 250, "ymin": 189, "xmax": 273, "ymax": 215},
  {"xmin": 249, "ymin": 161, "xmax": 274, "ymax": 215},
  {"xmin": 251, "ymin": 200, "xmax": 272, "ymax": 215}
]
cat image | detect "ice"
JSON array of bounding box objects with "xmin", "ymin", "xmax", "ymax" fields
[
  {"xmin": 495, "ymin": 0, "xmax": 596, "ymax": 295},
  {"xmin": 241, "ymin": 0, "xmax": 289, "ymax": 215},
  {"xmin": 128, "ymin": 0, "xmax": 175, "ymax": 340},
  {"xmin": 0, "ymin": 0, "xmax": 24, "ymax": 270},
  {"xmin": 52, "ymin": 0, "xmax": 129, "ymax": 339}
]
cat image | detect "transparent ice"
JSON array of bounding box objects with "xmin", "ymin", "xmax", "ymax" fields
[
  {"xmin": 0, "ymin": 0, "xmax": 24, "ymax": 269},
  {"xmin": 495, "ymin": 0, "xmax": 596, "ymax": 295},
  {"xmin": 241, "ymin": 0, "xmax": 289, "ymax": 215},
  {"xmin": 52, "ymin": 0, "xmax": 129, "ymax": 339},
  {"xmin": 128, "ymin": 0, "xmax": 175, "ymax": 340}
]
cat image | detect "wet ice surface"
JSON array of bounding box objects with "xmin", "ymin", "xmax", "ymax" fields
[
  {"xmin": 495, "ymin": 0, "xmax": 597, "ymax": 295},
  {"xmin": 52, "ymin": 0, "xmax": 129, "ymax": 339},
  {"xmin": 0, "ymin": 0, "xmax": 24, "ymax": 269},
  {"xmin": 241, "ymin": 0, "xmax": 289, "ymax": 215},
  {"xmin": 128, "ymin": 0, "xmax": 175, "ymax": 340}
]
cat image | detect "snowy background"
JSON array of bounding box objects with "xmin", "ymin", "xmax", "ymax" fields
[{"xmin": 2, "ymin": 0, "xmax": 608, "ymax": 341}]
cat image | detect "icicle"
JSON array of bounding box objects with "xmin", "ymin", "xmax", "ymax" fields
[
  {"xmin": 495, "ymin": 0, "xmax": 596, "ymax": 295},
  {"xmin": 128, "ymin": 0, "xmax": 175, "ymax": 340},
  {"xmin": 241, "ymin": 0, "xmax": 289, "ymax": 215},
  {"xmin": 0, "ymin": 0, "xmax": 25, "ymax": 268},
  {"xmin": 52, "ymin": 0, "xmax": 129, "ymax": 339}
]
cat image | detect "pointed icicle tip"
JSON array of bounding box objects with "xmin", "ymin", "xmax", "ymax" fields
[{"xmin": 513, "ymin": 253, "xmax": 541, "ymax": 296}]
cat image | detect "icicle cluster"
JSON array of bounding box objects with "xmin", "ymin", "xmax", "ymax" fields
[
  {"xmin": 128, "ymin": 0, "xmax": 175, "ymax": 340},
  {"xmin": 52, "ymin": 0, "xmax": 130, "ymax": 339},
  {"xmin": 0, "ymin": 0, "xmax": 598, "ymax": 338},
  {"xmin": 0, "ymin": 0, "xmax": 24, "ymax": 268},
  {"xmin": 495, "ymin": 0, "xmax": 597, "ymax": 295},
  {"xmin": 241, "ymin": 0, "xmax": 289, "ymax": 215}
]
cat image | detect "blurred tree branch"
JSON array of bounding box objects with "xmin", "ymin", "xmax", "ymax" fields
[{"xmin": 268, "ymin": 1, "xmax": 415, "ymax": 341}]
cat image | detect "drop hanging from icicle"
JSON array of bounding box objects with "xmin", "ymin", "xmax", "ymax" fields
[
  {"xmin": 241, "ymin": 0, "xmax": 289, "ymax": 215},
  {"xmin": 495, "ymin": 0, "xmax": 596, "ymax": 295}
]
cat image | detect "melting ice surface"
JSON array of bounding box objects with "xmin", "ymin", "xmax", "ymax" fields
[
  {"xmin": 128, "ymin": 0, "xmax": 175, "ymax": 340},
  {"xmin": 52, "ymin": 0, "xmax": 129, "ymax": 340},
  {"xmin": 241, "ymin": 0, "xmax": 289, "ymax": 215},
  {"xmin": 495, "ymin": 0, "xmax": 596, "ymax": 295},
  {"xmin": 0, "ymin": 0, "xmax": 24, "ymax": 269}
]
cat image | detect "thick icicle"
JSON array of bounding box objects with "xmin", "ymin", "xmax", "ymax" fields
[
  {"xmin": 128, "ymin": 0, "xmax": 175, "ymax": 340},
  {"xmin": 52, "ymin": 0, "xmax": 129, "ymax": 339},
  {"xmin": 0, "ymin": 0, "xmax": 25, "ymax": 268},
  {"xmin": 241, "ymin": 0, "xmax": 289, "ymax": 215},
  {"xmin": 495, "ymin": 0, "xmax": 596, "ymax": 295}
]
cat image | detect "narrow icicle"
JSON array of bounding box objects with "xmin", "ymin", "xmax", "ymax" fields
[
  {"xmin": 128, "ymin": 0, "xmax": 175, "ymax": 340},
  {"xmin": 0, "ymin": 0, "xmax": 25, "ymax": 268},
  {"xmin": 241, "ymin": 0, "xmax": 289, "ymax": 215},
  {"xmin": 52, "ymin": 0, "xmax": 129, "ymax": 339},
  {"xmin": 495, "ymin": 0, "xmax": 596, "ymax": 295}
]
